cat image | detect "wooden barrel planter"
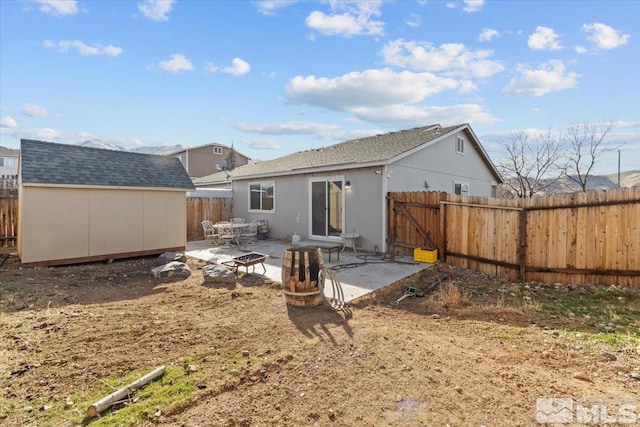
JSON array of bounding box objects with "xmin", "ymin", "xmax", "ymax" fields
[{"xmin": 282, "ymin": 246, "xmax": 324, "ymax": 307}]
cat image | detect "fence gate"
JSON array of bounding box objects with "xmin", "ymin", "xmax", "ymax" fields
[{"xmin": 387, "ymin": 192, "xmax": 442, "ymax": 257}]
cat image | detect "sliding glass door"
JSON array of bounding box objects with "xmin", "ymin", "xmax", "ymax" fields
[{"xmin": 310, "ymin": 178, "xmax": 344, "ymax": 239}]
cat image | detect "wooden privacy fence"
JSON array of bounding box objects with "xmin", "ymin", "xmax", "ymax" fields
[
  {"xmin": 186, "ymin": 197, "xmax": 233, "ymax": 241},
  {"xmin": 0, "ymin": 197, "xmax": 18, "ymax": 248},
  {"xmin": 0, "ymin": 196, "xmax": 231, "ymax": 248},
  {"xmin": 388, "ymin": 187, "xmax": 640, "ymax": 286}
]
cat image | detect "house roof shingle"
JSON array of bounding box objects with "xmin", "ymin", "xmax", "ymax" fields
[
  {"xmin": 20, "ymin": 139, "xmax": 195, "ymax": 190},
  {"xmin": 194, "ymin": 123, "xmax": 501, "ymax": 185}
]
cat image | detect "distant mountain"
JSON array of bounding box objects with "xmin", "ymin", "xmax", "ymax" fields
[
  {"xmin": 502, "ymin": 170, "xmax": 640, "ymax": 196},
  {"xmin": 133, "ymin": 145, "xmax": 186, "ymax": 155},
  {"xmin": 77, "ymin": 140, "xmax": 186, "ymax": 156},
  {"xmin": 78, "ymin": 139, "xmax": 125, "ymax": 151}
]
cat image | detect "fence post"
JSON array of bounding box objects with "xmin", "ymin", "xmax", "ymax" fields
[
  {"xmin": 518, "ymin": 209, "xmax": 527, "ymax": 282},
  {"xmin": 387, "ymin": 193, "xmax": 395, "ymax": 256}
]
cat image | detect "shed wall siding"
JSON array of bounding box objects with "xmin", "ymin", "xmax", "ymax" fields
[
  {"xmin": 19, "ymin": 186, "xmax": 187, "ymax": 264},
  {"xmin": 21, "ymin": 187, "xmax": 91, "ymax": 263}
]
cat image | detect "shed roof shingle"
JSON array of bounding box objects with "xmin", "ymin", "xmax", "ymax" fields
[{"xmin": 20, "ymin": 139, "xmax": 195, "ymax": 190}]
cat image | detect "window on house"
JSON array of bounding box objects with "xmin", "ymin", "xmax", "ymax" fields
[
  {"xmin": 213, "ymin": 146, "xmax": 223, "ymax": 155},
  {"xmin": 0, "ymin": 157, "xmax": 14, "ymax": 167},
  {"xmin": 454, "ymin": 181, "xmax": 469, "ymax": 196},
  {"xmin": 491, "ymin": 185, "xmax": 498, "ymax": 198},
  {"xmin": 456, "ymin": 136, "xmax": 464, "ymax": 154},
  {"xmin": 249, "ymin": 181, "xmax": 275, "ymax": 213}
]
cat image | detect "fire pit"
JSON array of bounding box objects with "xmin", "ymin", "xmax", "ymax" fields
[{"xmin": 222, "ymin": 252, "xmax": 268, "ymax": 276}]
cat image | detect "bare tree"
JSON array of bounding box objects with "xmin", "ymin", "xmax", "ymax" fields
[
  {"xmin": 563, "ymin": 119, "xmax": 616, "ymax": 191},
  {"xmin": 496, "ymin": 129, "xmax": 566, "ymax": 198}
]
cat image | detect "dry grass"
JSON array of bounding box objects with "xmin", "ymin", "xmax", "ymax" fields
[{"xmin": 435, "ymin": 281, "xmax": 471, "ymax": 308}]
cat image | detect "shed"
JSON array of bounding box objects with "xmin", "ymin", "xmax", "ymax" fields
[{"xmin": 18, "ymin": 139, "xmax": 195, "ymax": 266}]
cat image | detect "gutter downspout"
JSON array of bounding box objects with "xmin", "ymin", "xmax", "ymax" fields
[{"xmin": 381, "ymin": 164, "xmax": 389, "ymax": 253}]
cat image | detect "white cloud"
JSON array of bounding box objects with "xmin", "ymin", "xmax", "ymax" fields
[
  {"xmin": 582, "ymin": 22, "xmax": 630, "ymax": 50},
  {"xmin": 255, "ymin": 0, "xmax": 298, "ymax": 16},
  {"xmin": 613, "ymin": 120, "xmax": 640, "ymax": 129},
  {"xmin": 245, "ymin": 139, "xmax": 281, "ymax": 150},
  {"xmin": 405, "ymin": 13, "xmax": 421, "ymax": 28},
  {"xmin": 528, "ymin": 26, "xmax": 562, "ymax": 50},
  {"xmin": 159, "ymin": 54, "xmax": 194, "ymax": 72},
  {"xmin": 478, "ymin": 28, "xmax": 499, "ymax": 42},
  {"xmin": 353, "ymin": 103, "xmax": 499, "ymax": 127},
  {"xmin": 138, "ymin": 0, "xmax": 176, "ymax": 21},
  {"xmin": 43, "ymin": 40, "xmax": 123, "ymax": 56},
  {"xmin": 575, "ymin": 45, "xmax": 587, "ymax": 54},
  {"xmin": 8, "ymin": 127, "xmax": 62, "ymax": 141},
  {"xmin": 203, "ymin": 62, "xmax": 218, "ymax": 73},
  {"xmin": 21, "ymin": 104, "xmax": 52, "ymax": 117},
  {"xmin": 503, "ymin": 60, "xmax": 580, "ymax": 97},
  {"xmin": 381, "ymin": 39, "xmax": 504, "ymax": 79},
  {"xmin": 33, "ymin": 0, "xmax": 78, "ymax": 17},
  {"xmin": 463, "ymin": 0, "xmax": 484, "ymax": 13},
  {"xmin": 1, "ymin": 117, "xmax": 18, "ymax": 129},
  {"xmin": 305, "ymin": 1, "xmax": 385, "ymax": 37},
  {"xmin": 221, "ymin": 58, "xmax": 251, "ymax": 76},
  {"xmin": 235, "ymin": 121, "xmax": 339, "ymax": 135},
  {"xmin": 285, "ymin": 68, "xmax": 459, "ymax": 111}
]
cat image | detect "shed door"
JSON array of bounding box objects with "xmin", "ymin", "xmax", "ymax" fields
[{"xmin": 310, "ymin": 178, "xmax": 343, "ymax": 239}]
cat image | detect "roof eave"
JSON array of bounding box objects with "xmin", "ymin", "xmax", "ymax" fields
[{"xmin": 230, "ymin": 160, "xmax": 387, "ymax": 181}]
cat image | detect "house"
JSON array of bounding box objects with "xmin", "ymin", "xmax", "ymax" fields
[
  {"xmin": 1, "ymin": 146, "xmax": 19, "ymax": 196},
  {"xmin": 18, "ymin": 139, "xmax": 195, "ymax": 266},
  {"xmin": 170, "ymin": 143, "xmax": 250, "ymax": 179},
  {"xmin": 196, "ymin": 124, "xmax": 503, "ymax": 253}
]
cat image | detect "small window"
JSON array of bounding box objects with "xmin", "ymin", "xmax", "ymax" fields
[
  {"xmin": 456, "ymin": 137, "xmax": 464, "ymax": 154},
  {"xmin": 454, "ymin": 181, "xmax": 469, "ymax": 196},
  {"xmin": 249, "ymin": 181, "xmax": 275, "ymax": 213},
  {"xmin": 491, "ymin": 185, "xmax": 498, "ymax": 198},
  {"xmin": 213, "ymin": 146, "xmax": 223, "ymax": 155}
]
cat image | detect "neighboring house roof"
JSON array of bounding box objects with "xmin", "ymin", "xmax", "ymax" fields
[
  {"xmin": 168, "ymin": 142, "xmax": 251, "ymax": 160},
  {"xmin": 196, "ymin": 124, "xmax": 503, "ymax": 183},
  {"xmin": 1, "ymin": 146, "xmax": 20, "ymax": 157},
  {"xmin": 20, "ymin": 139, "xmax": 195, "ymax": 190},
  {"xmin": 191, "ymin": 171, "xmax": 232, "ymax": 187}
]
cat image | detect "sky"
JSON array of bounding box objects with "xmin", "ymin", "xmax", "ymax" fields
[{"xmin": 1, "ymin": 0, "xmax": 638, "ymax": 174}]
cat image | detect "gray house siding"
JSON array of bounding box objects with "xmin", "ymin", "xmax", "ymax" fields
[
  {"xmin": 233, "ymin": 167, "xmax": 386, "ymax": 252},
  {"xmin": 388, "ymin": 131, "xmax": 497, "ymax": 196},
  {"xmin": 223, "ymin": 124, "xmax": 502, "ymax": 254}
]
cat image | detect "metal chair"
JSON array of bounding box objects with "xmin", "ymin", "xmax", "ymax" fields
[
  {"xmin": 240, "ymin": 220, "xmax": 259, "ymax": 245},
  {"xmin": 202, "ymin": 220, "xmax": 215, "ymax": 239},
  {"xmin": 230, "ymin": 218, "xmax": 245, "ymax": 224},
  {"xmin": 215, "ymin": 221, "xmax": 238, "ymax": 247}
]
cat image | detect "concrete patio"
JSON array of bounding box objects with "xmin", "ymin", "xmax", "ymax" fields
[{"xmin": 185, "ymin": 238, "xmax": 434, "ymax": 303}]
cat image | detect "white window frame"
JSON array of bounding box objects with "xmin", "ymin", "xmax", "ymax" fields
[
  {"xmin": 248, "ymin": 180, "xmax": 275, "ymax": 213},
  {"xmin": 456, "ymin": 136, "xmax": 465, "ymax": 154},
  {"xmin": 213, "ymin": 146, "xmax": 223, "ymax": 155},
  {"xmin": 454, "ymin": 181, "xmax": 469, "ymax": 196}
]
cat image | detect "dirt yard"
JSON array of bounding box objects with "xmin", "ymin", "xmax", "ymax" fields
[{"xmin": 1, "ymin": 248, "xmax": 639, "ymax": 426}]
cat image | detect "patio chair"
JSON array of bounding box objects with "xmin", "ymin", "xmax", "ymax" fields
[
  {"xmin": 202, "ymin": 220, "xmax": 215, "ymax": 239},
  {"xmin": 230, "ymin": 218, "xmax": 245, "ymax": 224},
  {"xmin": 215, "ymin": 221, "xmax": 239, "ymax": 247},
  {"xmin": 239, "ymin": 220, "xmax": 259, "ymax": 245}
]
